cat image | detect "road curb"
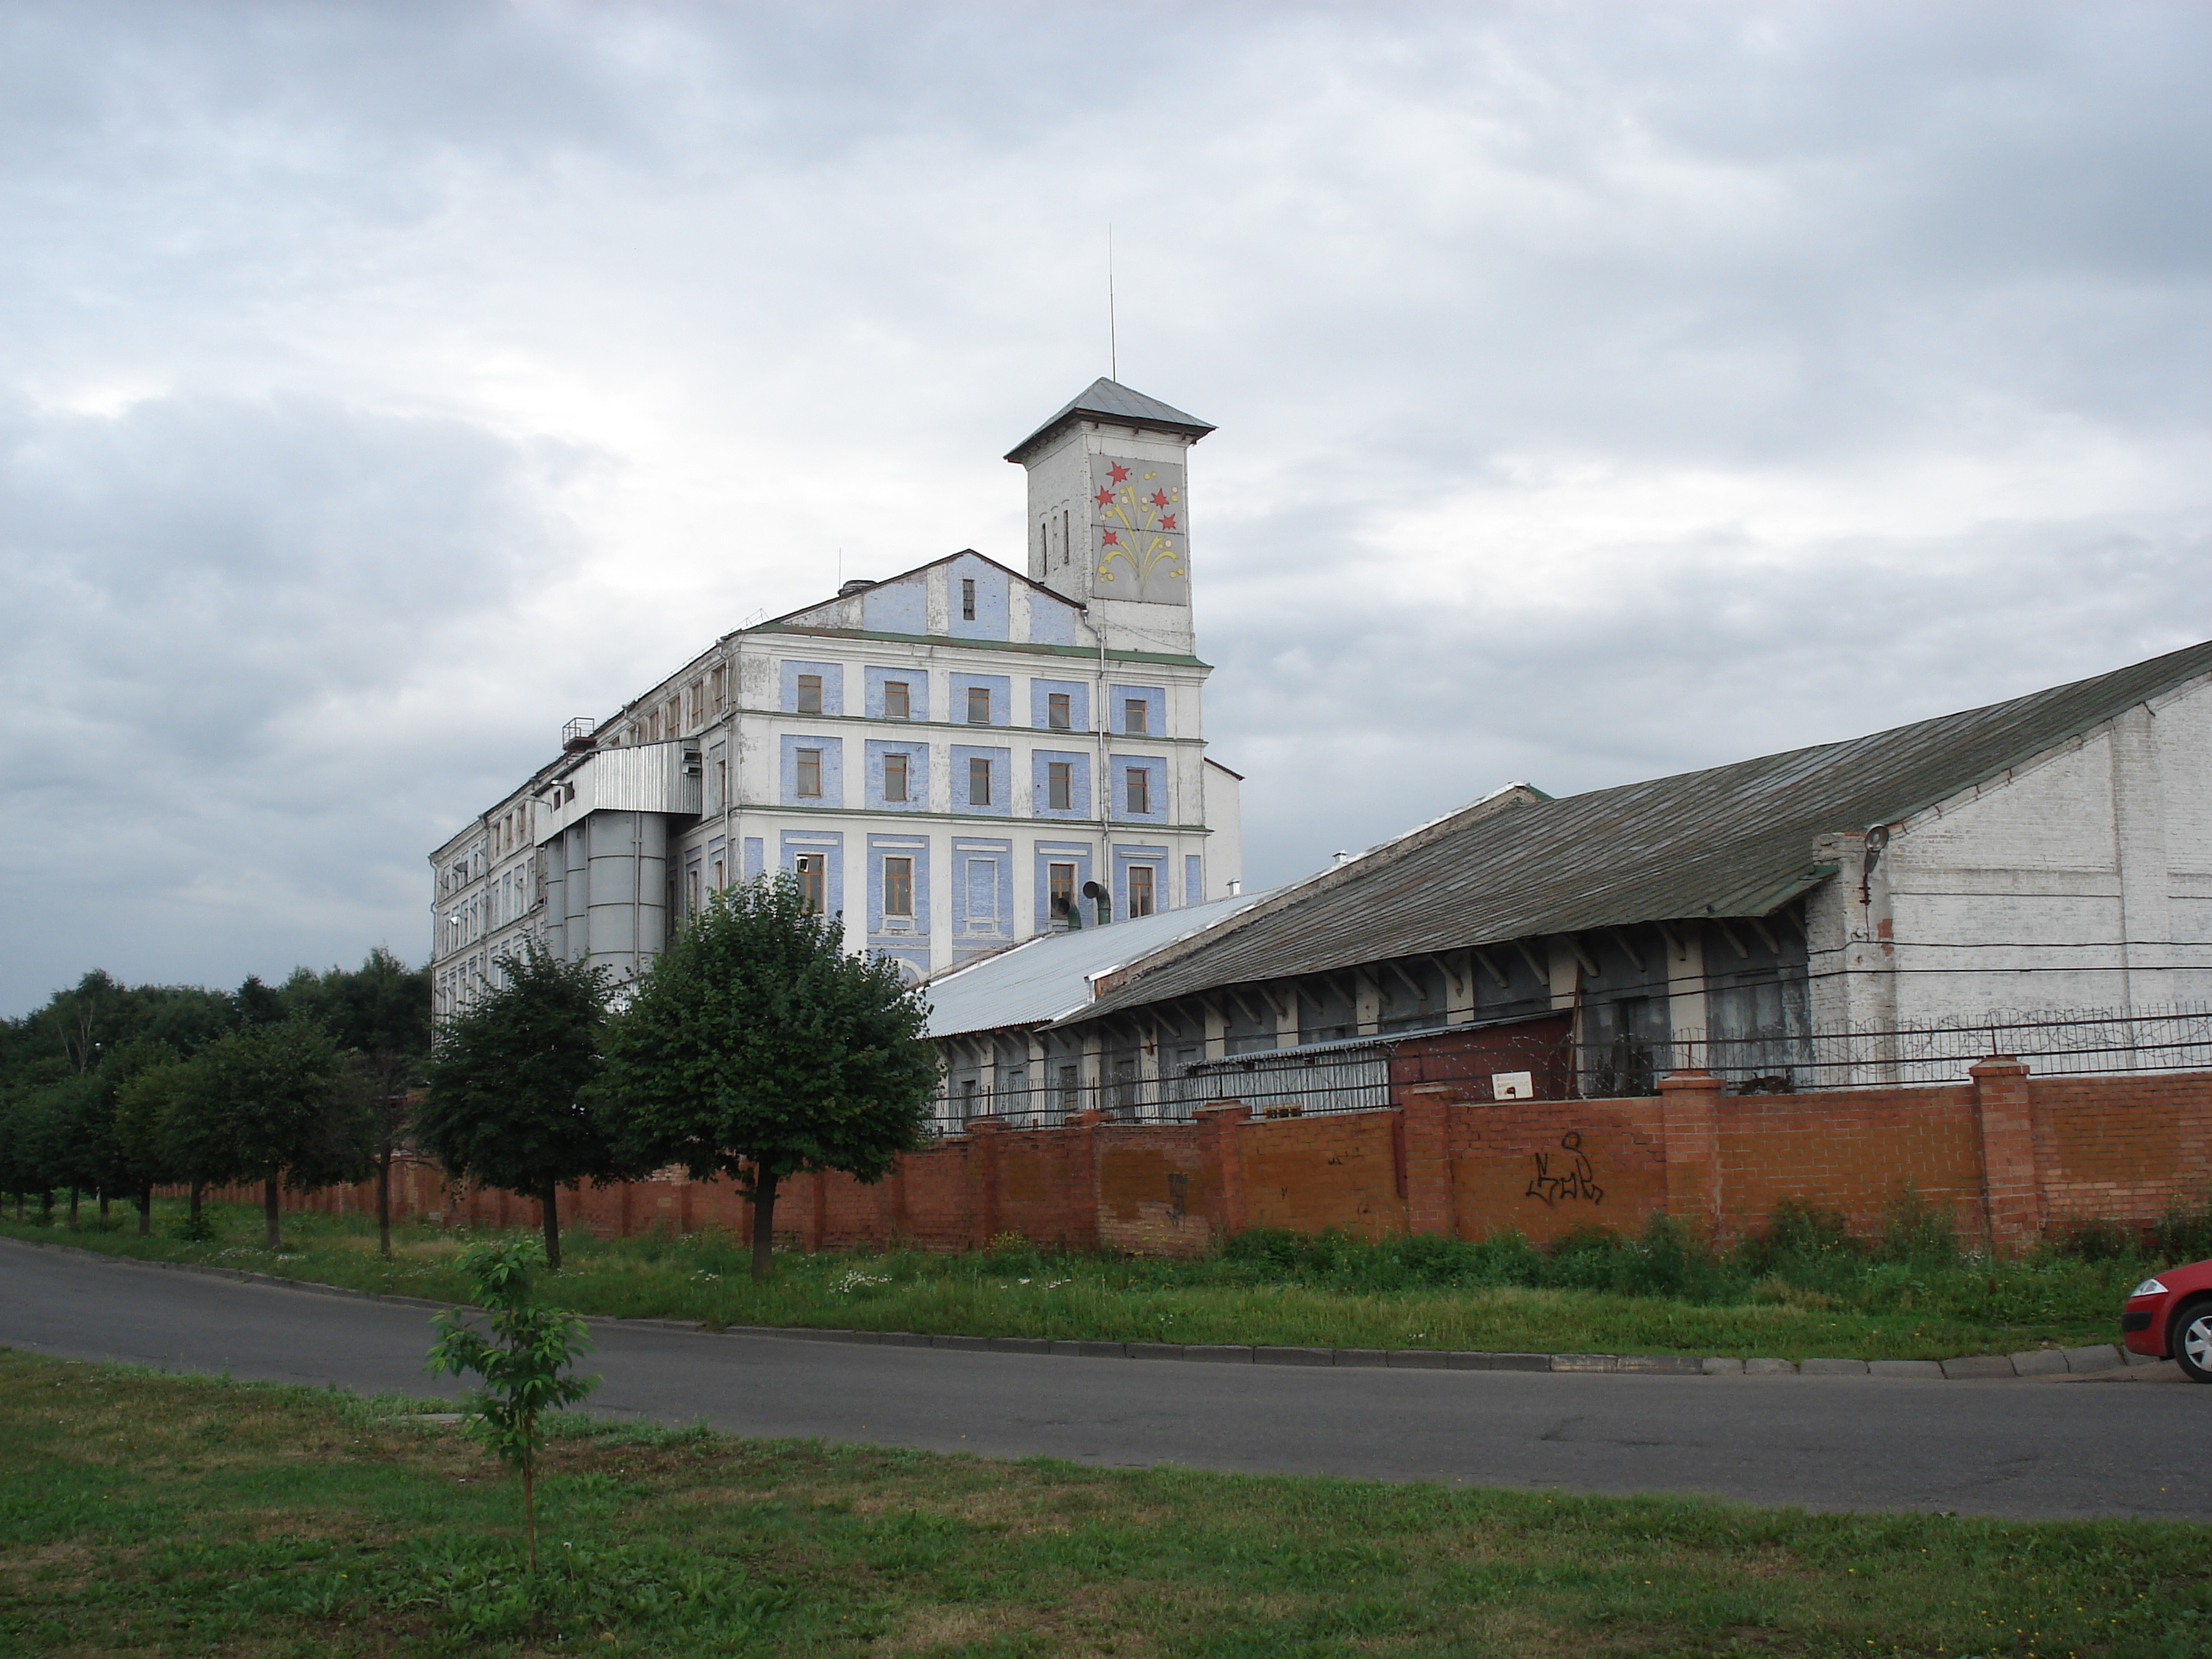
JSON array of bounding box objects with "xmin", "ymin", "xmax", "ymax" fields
[{"xmin": 0, "ymin": 1235, "xmax": 2137, "ymax": 1380}]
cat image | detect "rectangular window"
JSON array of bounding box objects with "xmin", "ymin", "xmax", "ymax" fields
[
  {"xmin": 1128, "ymin": 865, "xmax": 1155, "ymax": 917},
  {"xmin": 687, "ymin": 868, "xmax": 700, "ymax": 914},
  {"xmin": 794, "ymin": 853, "xmax": 826, "ymax": 914},
  {"xmin": 968, "ymin": 756, "xmax": 992, "ymax": 807},
  {"xmin": 883, "ymin": 751, "xmax": 909, "ymax": 803},
  {"xmin": 966, "ymin": 686, "xmax": 991, "ymax": 725},
  {"xmin": 714, "ymin": 756, "xmax": 727, "ymax": 811},
  {"xmin": 1124, "ymin": 698, "xmax": 1148, "ymax": 735},
  {"xmin": 1049, "ymin": 862, "xmax": 1075, "ymax": 922},
  {"xmin": 883, "ymin": 679, "xmax": 910, "ymax": 720},
  {"xmin": 1047, "ymin": 692, "xmax": 1071, "ymax": 731},
  {"xmin": 883, "ymin": 855, "xmax": 914, "ymax": 917},
  {"xmin": 1047, "ymin": 761, "xmax": 1071, "ymax": 811},
  {"xmin": 688, "ymin": 679, "xmax": 704, "ymax": 725},
  {"xmin": 795, "ymin": 748, "xmax": 822, "ymax": 797},
  {"xmin": 1125, "ymin": 766, "xmax": 1149, "ymax": 815},
  {"xmin": 710, "ymin": 665, "xmax": 727, "ymax": 712},
  {"xmin": 961, "ymin": 577, "xmax": 976, "ymax": 621},
  {"xmin": 711, "ymin": 858, "xmax": 724, "ymax": 891},
  {"xmin": 666, "ymin": 697, "xmax": 681, "ymax": 734},
  {"xmin": 796, "ymin": 673, "xmax": 822, "ymax": 715}
]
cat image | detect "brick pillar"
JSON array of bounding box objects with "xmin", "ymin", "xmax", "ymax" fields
[
  {"xmin": 1657, "ymin": 1068, "xmax": 1724, "ymax": 1240},
  {"xmin": 804, "ymin": 1170, "xmax": 826, "ymax": 1253},
  {"xmin": 1972, "ymin": 1055, "xmax": 2041, "ymax": 1253},
  {"xmin": 967, "ymin": 1119, "xmax": 1005, "ymax": 1248},
  {"xmin": 1194, "ymin": 1103, "xmax": 1251, "ymax": 1236},
  {"xmin": 1398, "ymin": 1083, "xmax": 1456, "ymax": 1237}
]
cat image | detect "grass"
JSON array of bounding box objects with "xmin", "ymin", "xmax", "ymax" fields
[
  {"xmin": 5, "ymin": 1189, "xmax": 2207, "ymax": 1363},
  {"xmin": 2, "ymin": 1346, "xmax": 2208, "ymax": 1658}
]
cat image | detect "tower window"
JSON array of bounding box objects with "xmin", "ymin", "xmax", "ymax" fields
[
  {"xmin": 1047, "ymin": 692, "xmax": 1071, "ymax": 731},
  {"xmin": 1128, "ymin": 865, "xmax": 1155, "ymax": 917},
  {"xmin": 961, "ymin": 577, "xmax": 976, "ymax": 621},
  {"xmin": 1124, "ymin": 698, "xmax": 1148, "ymax": 735},
  {"xmin": 883, "ymin": 679, "xmax": 910, "ymax": 720},
  {"xmin": 883, "ymin": 856, "xmax": 914, "ymax": 917},
  {"xmin": 966, "ymin": 687, "xmax": 991, "ymax": 725},
  {"xmin": 1046, "ymin": 761, "xmax": 1071, "ymax": 811},
  {"xmin": 969, "ymin": 756, "xmax": 992, "ymax": 807},
  {"xmin": 1125, "ymin": 767, "xmax": 1149, "ymax": 815},
  {"xmin": 796, "ymin": 674, "xmax": 822, "ymax": 715},
  {"xmin": 883, "ymin": 752, "xmax": 909, "ymax": 803},
  {"xmin": 795, "ymin": 749, "xmax": 822, "ymax": 798},
  {"xmin": 794, "ymin": 853, "xmax": 826, "ymax": 914},
  {"xmin": 1049, "ymin": 862, "xmax": 1075, "ymax": 923}
]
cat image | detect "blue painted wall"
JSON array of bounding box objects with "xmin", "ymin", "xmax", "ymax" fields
[
  {"xmin": 778, "ymin": 830, "xmax": 844, "ymax": 920},
  {"xmin": 864, "ymin": 664, "xmax": 930, "ymax": 720},
  {"xmin": 1114, "ymin": 844, "xmax": 1169, "ymax": 919},
  {"xmin": 949, "ymin": 672, "xmax": 1010, "ymax": 727},
  {"xmin": 743, "ymin": 837, "xmax": 764, "ymax": 880},
  {"xmin": 953, "ymin": 837, "xmax": 1013, "ymax": 943},
  {"xmin": 1032, "ymin": 841, "xmax": 1094, "ymax": 932},
  {"xmin": 1185, "ymin": 852, "xmax": 1203, "ymax": 905},
  {"xmin": 862, "ymin": 738, "xmax": 930, "ymax": 811},
  {"xmin": 1108, "ymin": 683, "xmax": 1165, "ymax": 736},
  {"xmin": 1028, "ymin": 749, "xmax": 1091, "ymax": 819},
  {"xmin": 1027, "ymin": 591, "xmax": 1079, "ymax": 646},
  {"xmin": 780, "ymin": 659, "xmax": 845, "ymax": 714},
  {"xmin": 865, "ymin": 833, "xmax": 929, "ymax": 940},
  {"xmin": 861, "ymin": 576, "xmax": 927, "ymax": 635},
  {"xmin": 1028, "ymin": 677, "xmax": 1089, "ymax": 731},
  {"xmin": 950, "ymin": 744, "xmax": 1013, "ymax": 815},
  {"xmin": 1108, "ymin": 753, "xmax": 1168, "ymax": 823},
  {"xmin": 947, "ymin": 552, "xmax": 1009, "ymax": 642},
  {"xmin": 779, "ymin": 733, "xmax": 844, "ymax": 807}
]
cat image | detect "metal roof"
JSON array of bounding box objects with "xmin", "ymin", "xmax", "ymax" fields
[
  {"xmin": 922, "ymin": 889, "xmax": 1273, "ymax": 1040},
  {"xmin": 1061, "ymin": 638, "xmax": 2212, "ymax": 1027},
  {"xmin": 1004, "ymin": 378, "xmax": 1216, "ymax": 463}
]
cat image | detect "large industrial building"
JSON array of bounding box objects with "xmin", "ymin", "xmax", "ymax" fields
[{"xmin": 428, "ymin": 379, "xmax": 1245, "ymax": 1020}]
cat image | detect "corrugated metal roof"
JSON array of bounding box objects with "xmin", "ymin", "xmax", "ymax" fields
[
  {"xmin": 1005, "ymin": 379, "xmax": 1216, "ymax": 463},
  {"xmin": 1062, "ymin": 639, "xmax": 2212, "ymax": 1027},
  {"xmin": 922, "ymin": 889, "xmax": 1272, "ymax": 1039}
]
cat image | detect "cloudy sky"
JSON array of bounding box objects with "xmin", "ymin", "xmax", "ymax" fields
[{"xmin": 3, "ymin": 0, "xmax": 2207, "ymax": 1014}]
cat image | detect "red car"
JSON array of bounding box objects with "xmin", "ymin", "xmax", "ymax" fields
[{"xmin": 2122, "ymin": 1258, "xmax": 2212, "ymax": 1381}]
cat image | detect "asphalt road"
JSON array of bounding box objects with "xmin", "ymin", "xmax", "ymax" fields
[{"xmin": 2, "ymin": 1239, "xmax": 2202, "ymax": 1522}]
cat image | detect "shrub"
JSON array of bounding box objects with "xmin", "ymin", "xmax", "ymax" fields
[
  {"xmin": 2151, "ymin": 1191, "xmax": 2212, "ymax": 1264},
  {"xmin": 1743, "ymin": 1197, "xmax": 1856, "ymax": 1272},
  {"xmin": 1878, "ymin": 1184, "xmax": 1957, "ymax": 1264}
]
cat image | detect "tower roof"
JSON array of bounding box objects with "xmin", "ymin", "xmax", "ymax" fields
[{"xmin": 1004, "ymin": 377, "xmax": 1215, "ymax": 463}]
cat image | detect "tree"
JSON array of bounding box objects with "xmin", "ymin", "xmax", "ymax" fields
[
  {"xmin": 599, "ymin": 873, "xmax": 939, "ymax": 1282},
  {"xmin": 111, "ymin": 1046, "xmax": 189, "ymax": 1236},
  {"xmin": 169, "ymin": 1018, "xmax": 374, "ymax": 1249},
  {"xmin": 284, "ymin": 949, "xmax": 431, "ymax": 1258},
  {"xmin": 416, "ymin": 944, "xmax": 617, "ymax": 1269},
  {"xmin": 425, "ymin": 1236, "xmax": 599, "ymax": 1573}
]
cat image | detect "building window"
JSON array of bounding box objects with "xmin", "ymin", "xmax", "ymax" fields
[
  {"xmin": 687, "ymin": 868, "xmax": 701, "ymax": 915},
  {"xmin": 1057, "ymin": 1063, "xmax": 1080, "ymax": 1113},
  {"xmin": 883, "ymin": 855, "xmax": 914, "ymax": 917},
  {"xmin": 795, "ymin": 749, "xmax": 822, "ymax": 798},
  {"xmin": 1047, "ymin": 761, "xmax": 1071, "ymax": 811},
  {"xmin": 1049, "ymin": 862, "xmax": 1075, "ymax": 923},
  {"xmin": 797, "ymin": 673, "xmax": 822, "ymax": 715},
  {"xmin": 966, "ymin": 686, "xmax": 991, "ymax": 725},
  {"xmin": 711, "ymin": 858, "xmax": 724, "ymax": 891},
  {"xmin": 961, "ymin": 577, "xmax": 976, "ymax": 621},
  {"xmin": 687, "ymin": 679, "xmax": 704, "ymax": 726},
  {"xmin": 665, "ymin": 697, "xmax": 681, "ymax": 734},
  {"xmin": 883, "ymin": 752, "xmax": 909, "ymax": 803},
  {"xmin": 1124, "ymin": 698, "xmax": 1148, "ymax": 735},
  {"xmin": 1125, "ymin": 767, "xmax": 1149, "ymax": 815},
  {"xmin": 969, "ymin": 756, "xmax": 992, "ymax": 807},
  {"xmin": 710, "ymin": 665, "xmax": 727, "ymax": 712},
  {"xmin": 794, "ymin": 853, "xmax": 826, "ymax": 914},
  {"xmin": 883, "ymin": 679, "xmax": 910, "ymax": 720},
  {"xmin": 1047, "ymin": 692, "xmax": 1071, "ymax": 731},
  {"xmin": 1128, "ymin": 865, "xmax": 1155, "ymax": 917}
]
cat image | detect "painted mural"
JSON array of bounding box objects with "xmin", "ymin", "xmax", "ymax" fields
[{"xmin": 1091, "ymin": 455, "xmax": 1188, "ymax": 603}]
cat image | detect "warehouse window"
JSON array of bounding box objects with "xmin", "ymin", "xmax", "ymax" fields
[
  {"xmin": 961, "ymin": 577, "xmax": 976, "ymax": 621},
  {"xmin": 796, "ymin": 674, "xmax": 822, "ymax": 715},
  {"xmin": 969, "ymin": 756, "xmax": 992, "ymax": 807},
  {"xmin": 883, "ymin": 856, "xmax": 914, "ymax": 917},
  {"xmin": 1128, "ymin": 865, "xmax": 1155, "ymax": 917},
  {"xmin": 1125, "ymin": 767, "xmax": 1149, "ymax": 815},
  {"xmin": 794, "ymin": 854, "xmax": 826, "ymax": 914},
  {"xmin": 795, "ymin": 749, "xmax": 822, "ymax": 798},
  {"xmin": 884, "ymin": 752, "xmax": 909, "ymax": 803},
  {"xmin": 1047, "ymin": 761, "xmax": 1071, "ymax": 811},
  {"xmin": 1047, "ymin": 692, "xmax": 1071, "ymax": 731},
  {"xmin": 966, "ymin": 686, "xmax": 991, "ymax": 724},
  {"xmin": 1124, "ymin": 698, "xmax": 1148, "ymax": 735},
  {"xmin": 883, "ymin": 679, "xmax": 910, "ymax": 720}
]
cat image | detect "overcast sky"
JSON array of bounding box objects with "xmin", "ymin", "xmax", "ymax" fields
[{"xmin": 4, "ymin": 0, "xmax": 2207, "ymax": 1015}]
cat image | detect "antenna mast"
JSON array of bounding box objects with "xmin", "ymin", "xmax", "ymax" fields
[{"xmin": 1108, "ymin": 224, "xmax": 1117, "ymax": 381}]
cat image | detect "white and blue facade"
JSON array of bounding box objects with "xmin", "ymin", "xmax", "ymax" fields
[{"xmin": 428, "ymin": 380, "xmax": 1243, "ymax": 1011}]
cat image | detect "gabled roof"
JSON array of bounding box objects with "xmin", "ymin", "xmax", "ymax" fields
[
  {"xmin": 743, "ymin": 548, "xmax": 1080, "ymax": 636},
  {"xmin": 1060, "ymin": 638, "xmax": 2212, "ymax": 1027},
  {"xmin": 1005, "ymin": 378, "xmax": 1216, "ymax": 463},
  {"xmin": 924, "ymin": 889, "xmax": 1273, "ymax": 1040}
]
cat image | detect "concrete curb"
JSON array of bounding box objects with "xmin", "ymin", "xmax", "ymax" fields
[{"xmin": 0, "ymin": 1235, "xmax": 2145, "ymax": 1380}]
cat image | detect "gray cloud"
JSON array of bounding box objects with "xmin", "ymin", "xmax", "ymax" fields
[{"xmin": 0, "ymin": 0, "xmax": 2206, "ymax": 1012}]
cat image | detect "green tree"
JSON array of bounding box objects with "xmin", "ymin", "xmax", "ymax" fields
[
  {"xmin": 169, "ymin": 1018, "xmax": 374, "ymax": 1249},
  {"xmin": 111, "ymin": 1046, "xmax": 189, "ymax": 1236},
  {"xmin": 284, "ymin": 948, "xmax": 431, "ymax": 1257},
  {"xmin": 425, "ymin": 1236, "xmax": 599, "ymax": 1573},
  {"xmin": 599, "ymin": 873, "xmax": 939, "ymax": 1282},
  {"xmin": 416, "ymin": 944, "xmax": 617, "ymax": 1269}
]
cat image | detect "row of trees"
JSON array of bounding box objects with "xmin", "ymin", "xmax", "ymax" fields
[
  {"xmin": 420, "ymin": 873, "xmax": 939, "ymax": 1278},
  {"xmin": 4, "ymin": 877, "xmax": 940, "ymax": 1278},
  {"xmin": 0, "ymin": 951, "xmax": 431, "ymax": 1250}
]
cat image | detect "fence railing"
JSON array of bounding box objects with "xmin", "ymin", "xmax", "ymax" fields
[{"xmin": 925, "ymin": 1004, "xmax": 2212, "ymax": 1131}]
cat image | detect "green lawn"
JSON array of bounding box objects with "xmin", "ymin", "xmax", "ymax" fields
[
  {"xmin": 2, "ymin": 1348, "xmax": 2207, "ymax": 1657},
  {"xmin": 0, "ymin": 1197, "xmax": 2169, "ymax": 1362}
]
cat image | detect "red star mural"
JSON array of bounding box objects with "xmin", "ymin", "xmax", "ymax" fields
[
  {"xmin": 1095, "ymin": 487, "xmax": 1115, "ymax": 507},
  {"xmin": 1090, "ymin": 454, "xmax": 1186, "ymax": 600},
  {"xmin": 1109, "ymin": 463, "xmax": 1130, "ymax": 483},
  {"xmin": 1148, "ymin": 489, "xmax": 1170, "ymax": 508}
]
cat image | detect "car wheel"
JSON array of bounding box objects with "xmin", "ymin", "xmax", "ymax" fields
[{"xmin": 2173, "ymin": 1301, "xmax": 2212, "ymax": 1384}]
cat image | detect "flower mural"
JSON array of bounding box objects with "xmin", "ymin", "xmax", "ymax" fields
[{"xmin": 1090, "ymin": 455, "xmax": 1188, "ymax": 603}]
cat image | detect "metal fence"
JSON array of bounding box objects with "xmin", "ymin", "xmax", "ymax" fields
[{"xmin": 925, "ymin": 1003, "xmax": 2212, "ymax": 1132}]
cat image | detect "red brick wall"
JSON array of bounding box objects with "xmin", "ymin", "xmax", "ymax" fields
[{"xmin": 216, "ymin": 1065, "xmax": 2212, "ymax": 1258}]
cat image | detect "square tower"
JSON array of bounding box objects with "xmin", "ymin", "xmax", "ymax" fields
[{"xmin": 1005, "ymin": 379, "xmax": 1214, "ymax": 657}]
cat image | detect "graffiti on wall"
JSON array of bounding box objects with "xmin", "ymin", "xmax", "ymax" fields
[{"xmin": 1525, "ymin": 1131, "xmax": 1604, "ymax": 1207}]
